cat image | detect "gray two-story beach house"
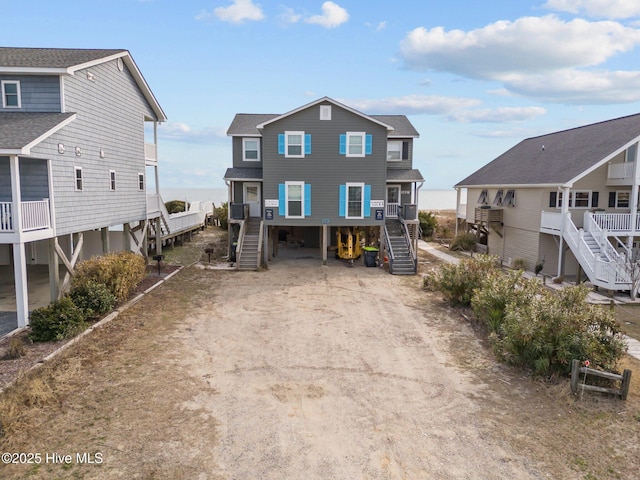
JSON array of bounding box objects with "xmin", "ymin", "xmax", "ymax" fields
[
  {"xmin": 0, "ymin": 47, "xmax": 167, "ymax": 329},
  {"xmin": 223, "ymin": 97, "xmax": 424, "ymax": 273}
]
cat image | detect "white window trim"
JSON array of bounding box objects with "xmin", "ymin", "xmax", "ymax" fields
[
  {"xmin": 556, "ymin": 190, "xmax": 591, "ymax": 209},
  {"xmin": 242, "ymin": 137, "xmax": 260, "ymax": 162},
  {"xmin": 74, "ymin": 167, "xmax": 83, "ymax": 191},
  {"xmin": 138, "ymin": 173, "xmax": 145, "ymax": 191},
  {"xmin": 320, "ymin": 105, "xmax": 331, "ymax": 120},
  {"xmin": 285, "ymin": 181, "xmax": 305, "ymax": 219},
  {"xmin": 109, "ymin": 170, "xmax": 116, "ymax": 191},
  {"xmin": 345, "ymin": 182, "xmax": 365, "ymax": 219},
  {"xmin": 285, "ymin": 131, "xmax": 305, "ymax": 158},
  {"xmin": 346, "ymin": 132, "xmax": 366, "ymax": 158},
  {"xmin": 387, "ymin": 140, "xmax": 402, "ymax": 162},
  {"xmin": 615, "ymin": 191, "xmax": 630, "ymax": 209},
  {"xmin": 2, "ymin": 80, "xmax": 21, "ymax": 108}
]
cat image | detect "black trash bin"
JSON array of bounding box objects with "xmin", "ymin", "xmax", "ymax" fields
[{"xmin": 363, "ymin": 247, "xmax": 379, "ymax": 267}]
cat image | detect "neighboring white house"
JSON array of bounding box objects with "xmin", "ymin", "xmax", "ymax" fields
[
  {"xmin": 0, "ymin": 47, "xmax": 168, "ymax": 329},
  {"xmin": 456, "ymin": 113, "xmax": 640, "ymax": 293}
]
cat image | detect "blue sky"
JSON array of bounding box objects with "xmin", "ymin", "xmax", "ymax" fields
[{"xmin": 5, "ymin": 0, "xmax": 640, "ymax": 190}]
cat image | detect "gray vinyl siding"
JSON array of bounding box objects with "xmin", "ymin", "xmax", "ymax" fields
[
  {"xmin": 28, "ymin": 59, "xmax": 158, "ymax": 235},
  {"xmin": 0, "ymin": 156, "xmax": 10, "ymax": 201},
  {"xmin": 386, "ymin": 138, "xmax": 413, "ymax": 169},
  {"xmin": 232, "ymin": 136, "xmax": 263, "ymax": 168},
  {"xmin": 262, "ymin": 103, "xmax": 387, "ymax": 227},
  {"xmin": 0, "ymin": 75, "xmax": 61, "ymax": 112}
]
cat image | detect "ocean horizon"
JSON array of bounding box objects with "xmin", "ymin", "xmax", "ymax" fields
[{"xmin": 161, "ymin": 188, "xmax": 459, "ymax": 211}]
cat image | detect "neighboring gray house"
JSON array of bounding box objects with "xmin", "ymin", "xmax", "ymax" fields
[
  {"xmin": 455, "ymin": 113, "xmax": 640, "ymax": 293},
  {"xmin": 0, "ymin": 47, "xmax": 167, "ymax": 329},
  {"xmin": 223, "ymin": 97, "xmax": 424, "ymax": 273}
]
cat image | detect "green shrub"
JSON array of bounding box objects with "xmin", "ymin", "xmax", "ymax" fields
[
  {"xmin": 216, "ymin": 202, "xmax": 229, "ymax": 230},
  {"xmin": 450, "ymin": 232, "xmax": 476, "ymax": 251},
  {"xmin": 418, "ymin": 211, "xmax": 437, "ymax": 239},
  {"xmin": 69, "ymin": 281, "xmax": 116, "ymax": 319},
  {"xmin": 423, "ymin": 254, "xmax": 500, "ymax": 306},
  {"xmin": 29, "ymin": 297, "xmax": 88, "ymax": 342},
  {"xmin": 72, "ymin": 251, "xmax": 147, "ymax": 303},
  {"xmin": 496, "ymin": 285, "xmax": 626, "ymax": 376},
  {"xmin": 165, "ymin": 200, "xmax": 189, "ymax": 214},
  {"xmin": 512, "ymin": 258, "xmax": 526, "ymax": 270}
]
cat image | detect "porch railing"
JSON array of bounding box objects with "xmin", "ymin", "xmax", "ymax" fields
[
  {"xmin": 0, "ymin": 199, "xmax": 51, "ymax": 233},
  {"xmin": 386, "ymin": 203, "xmax": 400, "ymax": 218},
  {"xmin": 590, "ymin": 212, "xmax": 640, "ymax": 233},
  {"xmin": 145, "ymin": 143, "xmax": 157, "ymax": 162},
  {"xmin": 607, "ymin": 162, "xmax": 635, "ymax": 180}
]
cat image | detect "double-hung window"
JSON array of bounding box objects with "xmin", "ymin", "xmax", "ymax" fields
[
  {"xmin": 286, "ymin": 182, "xmax": 304, "ymax": 218},
  {"xmin": 138, "ymin": 173, "xmax": 145, "ymax": 191},
  {"xmin": 2, "ymin": 80, "xmax": 20, "ymax": 108},
  {"xmin": 616, "ymin": 191, "xmax": 630, "ymax": 208},
  {"xmin": 387, "ymin": 141, "xmax": 402, "ymax": 161},
  {"xmin": 346, "ymin": 183, "xmax": 364, "ymax": 219},
  {"xmin": 74, "ymin": 167, "xmax": 83, "ymax": 191},
  {"xmin": 286, "ymin": 132, "xmax": 304, "ymax": 157},
  {"xmin": 109, "ymin": 170, "xmax": 116, "ymax": 191},
  {"xmin": 243, "ymin": 138, "xmax": 260, "ymax": 161},
  {"xmin": 347, "ymin": 132, "xmax": 365, "ymax": 157}
]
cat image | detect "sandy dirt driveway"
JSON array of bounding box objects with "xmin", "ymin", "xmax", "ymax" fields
[{"xmin": 173, "ymin": 259, "xmax": 543, "ymax": 479}]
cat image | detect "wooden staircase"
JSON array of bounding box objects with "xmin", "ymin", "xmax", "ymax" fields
[
  {"xmin": 237, "ymin": 218, "xmax": 261, "ymax": 271},
  {"xmin": 385, "ymin": 219, "xmax": 416, "ymax": 275}
]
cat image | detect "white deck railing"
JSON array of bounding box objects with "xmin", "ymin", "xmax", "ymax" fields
[
  {"xmin": 0, "ymin": 199, "xmax": 51, "ymax": 233},
  {"xmin": 145, "ymin": 143, "xmax": 157, "ymax": 162},
  {"xmin": 540, "ymin": 211, "xmax": 562, "ymax": 233},
  {"xmin": 607, "ymin": 162, "xmax": 635, "ymax": 180},
  {"xmin": 387, "ymin": 203, "xmax": 400, "ymax": 218},
  {"xmin": 590, "ymin": 212, "xmax": 640, "ymax": 233}
]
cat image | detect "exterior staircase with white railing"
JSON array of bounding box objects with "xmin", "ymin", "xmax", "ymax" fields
[{"xmin": 560, "ymin": 212, "xmax": 631, "ymax": 291}]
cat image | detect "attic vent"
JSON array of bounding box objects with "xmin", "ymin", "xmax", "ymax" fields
[
  {"xmin": 86, "ymin": 71, "xmax": 95, "ymax": 82},
  {"xmin": 320, "ymin": 105, "xmax": 331, "ymax": 121},
  {"xmin": 117, "ymin": 58, "xmax": 124, "ymax": 71}
]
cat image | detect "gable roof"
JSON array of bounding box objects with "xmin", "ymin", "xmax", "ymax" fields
[
  {"xmin": 0, "ymin": 112, "xmax": 76, "ymax": 154},
  {"xmin": 254, "ymin": 97, "xmax": 395, "ymax": 131},
  {"xmin": 0, "ymin": 47, "xmax": 167, "ymax": 122},
  {"xmin": 456, "ymin": 113, "xmax": 640, "ymax": 188},
  {"xmin": 227, "ymin": 114, "xmax": 279, "ymax": 136}
]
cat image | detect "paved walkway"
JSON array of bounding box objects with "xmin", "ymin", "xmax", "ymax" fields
[{"xmin": 416, "ymin": 240, "xmax": 640, "ymax": 362}]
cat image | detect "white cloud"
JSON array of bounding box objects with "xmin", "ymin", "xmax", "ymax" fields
[
  {"xmin": 279, "ymin": 6, "xmax": 302, "ymax": 24},
  {"xmin": 400, "ymin": 15, "xmax": 640, "ymax": 77},
  {"xmin": 159, "ymin": 122, "xmax": 227, "ymax": 144},
  {"xmin": 366, "ymin": 21, "xmax": 387, "ymax": 32},
  {"xmin": 544, "ymin": 0, "xmax": 640, "ymax": 19},
  {"xmin": 305, "ymin": 1, "xmax": 349, "ymax": 29},
  {"xmin": 503, "ymin": 69, "xmax": 640, "ymax": 104},
  {"xmin": 344, "ymin": 94, "xmax": 480, "ymax": 115},
  {"xmin": 448, "ymin": 106, "xmax": 546, "ymax": 123},
  {"xmin": 204, "ymin": 0, "xmax": 264, "ymax": 24}
]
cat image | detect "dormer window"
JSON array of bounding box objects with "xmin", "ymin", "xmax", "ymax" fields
[
  {"xmin": 2, "ymin": 80, "xmax": 21, "ymax": 108},
  {"xmin": 243, "ymin": 138, "xmax": 260, "ymax": 161}
]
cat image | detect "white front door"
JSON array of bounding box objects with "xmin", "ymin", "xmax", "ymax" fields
[
  {"xmin": 244, "ymin": 182, "xmax": 261, "ymax": 217},
  {"xmin": 387, "ymin": 185, "xmax": 401, "ymax": 218}
]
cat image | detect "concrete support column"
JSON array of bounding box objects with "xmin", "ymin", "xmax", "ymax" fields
[
  {"xmin": 13, "ymin": 242, "xmax": 29, "ymax": 327},
  {"xmin": 48, "ymin": 237, "xmax": 59, "ymax": 302},
  {"xmin": 101, "ymin": 226, "xmax": 110, "ymax": 254},
  {"xmin": 155, "ymin": 217, "xmax": 162, "ymax": 255}
]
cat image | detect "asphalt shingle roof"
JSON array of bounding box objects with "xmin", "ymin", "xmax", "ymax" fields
[
  {"xmin": 223, "ymin": 167, "xmax": 263, "ymax": 181},
  {"xmin": 0, "ymin": 112, "xmax": 75, "ymax": 150},
  {"xmin": 0, "ymin": 47, "xmax": 126, "ymax": 69},
  {"xmin": 387, "ymin": 169, "xmax": 424, "ymax": 182},
  {"xmin": 457, "ymin": 113, "xmax": 640, "ymax": 187}
]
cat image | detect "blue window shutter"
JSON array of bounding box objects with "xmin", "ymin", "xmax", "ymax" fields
[
  {"xmin": 339, "ymin": 184, "xmax": 346, "ymax": 217},
  {"xmin": 278, "ymin": 134, "xmax": 285, "ymax": 155},
  {"xmin": 339, "ymin": 134, "xmax": 346, "ymax": 155},
  {"xmin": 279, "ymin": 184, "xmax": 285, "ymax": 216},
  {"xmin": 365, "ymin": 134, "xmax": 372, "ymax": 155},
  {"xmin": 364, "ymin": 185, "xmax": 371, "ymax": 217},
  {"xmin": 304, "ymin": 184, "xmax": 311, "ymax": 216},
  {"xmin": 305, "ymin": 134, "xmax": 311, "ymax": 155}
]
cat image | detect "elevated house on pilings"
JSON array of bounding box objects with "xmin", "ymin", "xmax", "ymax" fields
[
  {"xmin": 455, "ymin": 113, "xmax": 640, "ymax": 295},
  {"xmin": 0, "ymin": 47, "xmax": 168, "ymax": 330}
]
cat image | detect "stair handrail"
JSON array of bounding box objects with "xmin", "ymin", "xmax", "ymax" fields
[
  {"xmin": 235, "ymin": 220, "xmax": 246, "ymax": 270},
  {"xmin": 584, "ymin": 212, "xmax": 629, "ymax": 261},
  {"xmin": 256, "ymin": 220, "xmax": 264, "ymax": 269},
  {"xmin": 383, "ymin": 224, "xmax": 395, "ymax": 272},
  {"xmin": 400, "ymin": 220, "xmax": 417, "ymax": 273}
]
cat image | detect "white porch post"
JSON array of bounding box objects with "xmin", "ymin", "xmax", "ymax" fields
[
  {"xmin": 455, "ymin": 187, "xmax": 461, "ymax": 237},
  {"xmin": 13, "ymin": 243, "xmax": 29, "ymax": 327},
  {"xmin": 322, "ymin": 224, "xmax": 328, "ymax": 265},
  {"xmin": 629, "ymin": 142, "xmax": 640, "ymax": 251},
  {"xmin": 557, "ymin": 186, "xmax": 571, "ymax": 279}
]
